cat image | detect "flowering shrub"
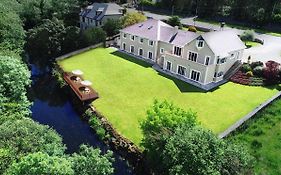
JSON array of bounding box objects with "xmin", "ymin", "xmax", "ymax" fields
[{"xmin": 263, "ymin": 61, "xmax": 280, "ymax": 85}]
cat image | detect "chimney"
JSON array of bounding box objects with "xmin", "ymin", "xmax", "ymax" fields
[{"xmin": 173, "ymin": 26, "xmax": 179, "ymax": 35}]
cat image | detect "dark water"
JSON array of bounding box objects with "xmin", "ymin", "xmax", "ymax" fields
[{"xmin": 28, "ymin": 65, "xmax": 134, "ymax": 175}]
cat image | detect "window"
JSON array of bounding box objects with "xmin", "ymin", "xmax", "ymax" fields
[
  {"xmin": 177, "ymin": 65, "xmax": 186, "ymax": 76},
  {"xmin": 217, "ymin": 71, "xmax": 224, "ymax": 77},
  {"xmin": 99, "ymin": 21, "xmax": 102, "ymax": 25},
  {"xmin": 123, "ymin": 33, "xmax": 127, "ymax": 38},
  {"xmin": 188, "ymin": 52, "xmax": 198, "ymax": 62},
  {"xmin": 131, "ymin": 35, "xmax": 135, "ymax": 41},
  {"xmin": 190, "ymin": 70, "xmax": 200, "ymax": 81},
  {"xmin": 160, "ymin": 48, "xmax": 164, "ymax": 54},
  {"xmin": 166, "ymin": 61, "xmax": 172, "ymax": 71},
  {"xmin": 130, "ymin": 45, "xmax": 134, "ymax": 53},
  {"xmin": 148, "ymin": 51, "xmax": 153, "ymax": 59},
  {"xmin": 197, "ymin": 40, "xmax": 204, "ymax": 48},
  {"xmin": 174, "ymin": 46, "xmax": 182, "ymax": 56},
  {"xmin": 205, "ymin": 56, "xmax": 210, "ymax": 65},
  {"xmin": 139, "ymin": 48, "xmax": 143, "ymax": 56},
  {"xmin": 139, "ymin": 38, "xmax": 144, "ymax": 43},
  {"xmin": 149, "ymin": 40, "xmax": 154, "ymax": 46},
  {"xmin": 122, "ymin": 43, "xmax": 126, "ymax": 50},
  {"xmin": 221, "ymin": 58, "xmax": 226, "ymax": 64},
  {"xmin": 82, "ymin": 17, "xmax": 85, "ymax": 22}
]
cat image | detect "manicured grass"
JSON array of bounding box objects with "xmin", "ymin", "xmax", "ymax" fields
[
  {"xmin": 230, "ymin": 98, "xmax": 281, "ymax": 175},
  {"xmin": 58, "ymin": 48, "xmax": 279, "ymax": 146}
]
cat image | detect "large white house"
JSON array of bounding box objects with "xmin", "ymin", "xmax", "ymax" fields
[
  {"xmin": 79, "ymin": 3, "xmax": 124, "ymax": 30},
  {"xmin": 119, "ymin": 19, "xmax": 246, "ymax": 90}
]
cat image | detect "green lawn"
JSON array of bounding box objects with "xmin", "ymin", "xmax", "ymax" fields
[
  {"xmin": 230, "ymin": 98, "xmax": 281, "ymax": 175},
  {"xmin": 58, "ymin": 48, "xmax": 279, "ymax": 146}
]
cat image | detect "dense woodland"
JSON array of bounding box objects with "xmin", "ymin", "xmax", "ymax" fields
[{"xmin": 141, "ymin": 0, "xmax": 281, "ymax": 27}]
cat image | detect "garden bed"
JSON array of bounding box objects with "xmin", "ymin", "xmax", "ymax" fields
[{"xmin": 230, "ymin": 71, "xmax": 264, "ymax": 86}]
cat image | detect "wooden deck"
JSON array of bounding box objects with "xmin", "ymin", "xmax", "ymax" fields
[{"xmin": 63, "ymin": 72, "xmax": 99, "ymax": 102}]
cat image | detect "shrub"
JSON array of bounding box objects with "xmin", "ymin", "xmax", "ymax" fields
[
  {"xmin": 246, "ymin": 71, "xmax": 254, "ymax": 77},
  {"xmin": 250, "ymin": 61, "xmax": 263, "ymax": 69},
  {"xmin": 52, "ymin": 68, "xmax": 66, "ymax": 88},
  {"xmin": 240, "ymin": 30, "xmax": 255, "ymax": 41},
  {"xmin": 167, "ymin": 16, "xmax": 182, "ymax": 28},
  {"xmin": 241, "ymin": 64, "xmax": 252, "ymax": 73},
  {"xmin": 83, "ymin": 109, "xmax": 94, "ymax": 119},
  {"xmin": 251, "ymin": 128, "xmax": 264, "ymax": 136},
  {"xmin": 251, "ymin": 139, "xmax": 262, "ymax": 149},
  {"xmin": 139, "ymin": 0, "xmax": 154, "ymax": 6},
  {"xmin": 187, "ymin": 26, "xmax": 197, "ymax": 32},
  {"xmin": 263, "ymin": 60, "xmax": 280, "ymax": 85},
  {"xmin": 273, "ymin": 13, "xmax": 281, "ymax": 25},
  {"xmin": 89, "ymin": 116, "xmax": 107, "ymax": 140},
  {"xmin": 253, "ymin": 66, "xmax": 264, "ymax": 77}
]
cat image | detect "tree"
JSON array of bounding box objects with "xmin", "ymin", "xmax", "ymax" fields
[
  {"xmin": 6, "ymin": 152, "xmax": 73, "ymax": 175},
  {"xmin": 102, "ymin": 19, "xmax": 122, "ymax": 37},
  {"xmin": 163, "ymin": 123, "xmax": 253, "ymax": 175},
  {"xmin": 140, "ymin": 100, "xmax": 197, "ymax": 173},
  {"xmin": 121, "ymin": 12, "xmax": 147, "ymax": 27},
  {"xmin": 0, "ymin": 55, "xmax": 31, "ymax": 117},
  {"xmin": 26, "ymin": 18, "xmax": 65, "ymax": 66},
  {"xmin": 81, "ymin": 28, "xmax": 106, "ymax": 47},
  {"xmin": 263, "ymin": 60, "xmax": 280, "ymax": 85},
  {"xmin": 166, "ymin": 16, "xmax": 182, "ymax": 28},
  {"xmin": 61, "ymin": 26, "xmax": 81, "ymax": 54},
  {"xmin": 70, "ymin": 144, "xmax": 114, "ymax": 175},
  {"xmin": 0, "ymin": 9, "xmax": 25, "ymax": 52},
  {"xmin": 240, "ymin": 30, "xmax": 255, "ymax": 41}
]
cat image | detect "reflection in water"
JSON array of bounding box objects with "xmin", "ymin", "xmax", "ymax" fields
[{"xmin": 28, "ymin": 65, "xmax": 134, "ymax": 175}]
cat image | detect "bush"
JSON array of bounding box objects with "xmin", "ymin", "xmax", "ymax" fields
[
  {"xmin": 250, "ymin": 61, "xmax": 263, "ymax": 69},
  {"xmin": 263, "ymin": 60, "xmax": 280, "ymax": 85},
  {"xmin": 139, "ymin": 0, "xmax": 154, "ymax": 6},
  {"xmin": 251, "ymin": 139, "xmax": 262, "ymax": 149},
  {"xmin": 52, "ymin": 68, "xmax": 66, "ymax": 88},
  {"xmin": 240, "ymin": 30, "xmax": 255, "ymax": 41},
  {"xmin": 246, "ymin": 71, "xmax": 254, "ymax": 77},
  {"xmin": 89, "ymin": 116, "xmax": 107, "ymax": 140},
  {"xmin": 272, "ymin": 13, "xmax": 281, "ymax": 24},
  {"xmin": 253, "ymin": 66, "xmax": 264, "ymax": 77},
  {"xmin": 241, "ymin": 64, "xmax": 252, "ymax": 73},
  {"xmin": 81, "ymin": 28, "xmax": 106, "ymax": 47},
  {"xmin": 167, "ymin": 16, "xmax": 182, "ymax": 28},
  {"xmin": 187, "ymin": 26, "xmax": 197, "ymax": 32}
]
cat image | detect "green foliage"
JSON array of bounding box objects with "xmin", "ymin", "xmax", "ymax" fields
[
  {"xmin": 102, "ymin": 19, "xmax": 122, "ymax": 37},
  {"xmin": 139, "ymin": 0, "xmax": 155, "ymax": 6},
  {"xmin": 167, "ymin": 16, "xmax": 182, "ymax": 28},
  {"xmin": 253, "ymin": 66, "xmax": 264, "ymax": 77},
  {"xmin": 241, "ymin": 64, "xmax": 252, "ymax": 73},
  {"xmin": 187, "ymin": 26, "xmax": 197, "ymax": 32},
  {"xmin": 26, "ymin": 18, "xmax": 65, "ymax": 66},
  {"xmin": 62, "ymin": 26, "xmax": 81, "ymax": 54},
  {"xmin": 121, "ymin": 12, "xmax": 147, "ymax": 27},
  {"xmin": 52, "ymin": 68, "xmax": 66, "ymax": 88},
  {"xmin": 140, "ymin": 100, "xmax": 197, "ymax": 173},
  {"xmin": 250, "ymin": 61, "xmax": 264, "ymax": 69},
  {"xmin": 70, "ymin": 144, "xmax": 114, "ymax": 175},
  {"xmin": 0, "ymin": 55, "xmax": 31, "ymax": 117},
  {"xmin": 240, "ymin": 30, "xmax": 255, "ymax": 41},
  {"xmin": 246, "ymin": 71, "xmax": 254, "ymax": 77},
  {"xmin": 81, "ymin": 27, "xmax": 106, "ymax": 47},
  {"xmin": 0, "ymin": 9, "xmax": 25, "ymax": 52},
  {"xmin": 89, "ymin": 115, "xmax": 107, "ymax": 140},
  {"xmin": 6, "ymin": 152, "xmax": 74, "ymax": 175}
]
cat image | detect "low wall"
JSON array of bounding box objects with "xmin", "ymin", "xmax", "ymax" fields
[
  {"xmin": 55, "ymin": 43, "xmax": 104, "ymax": 61},
  {"xmin": 219, "ymin": 91, "xmax": 281, "ymax": 138}
]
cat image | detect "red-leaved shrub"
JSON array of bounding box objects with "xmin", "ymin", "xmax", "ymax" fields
[{"xmin": 263, "ymin": 61, "xmax": 280, "ymax": 85}]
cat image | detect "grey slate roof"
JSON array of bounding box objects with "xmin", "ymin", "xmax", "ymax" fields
[
  {"xmin": 79, "ymin": 3, "xmax": 123, "ymax": 20},
  {"xmin": 201, "ymin": 30, "xmax": 246, "ymax": 57}
]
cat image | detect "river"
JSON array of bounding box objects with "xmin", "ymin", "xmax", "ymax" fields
[{"xmin": 28, "ymin": 64, "xmax": 134, "ymax": 175}]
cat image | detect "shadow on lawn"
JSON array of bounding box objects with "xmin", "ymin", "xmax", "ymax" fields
[{"xmin": 111, "ymin": 51, "xmax": 205, "ymax": 93}]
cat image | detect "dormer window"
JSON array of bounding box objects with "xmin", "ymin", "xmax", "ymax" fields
[
  {"xmin": 131, "ymin": 35, "xmax": 135, "ymax": 41},
  {"xmin": 140, "ymin": 38, "xmax": 144, "ymax": 43},
  {"xmin": 123, "ymin": 33, "xmax": 127, "ymax": 38},
  {"xmin": 174, "ymin": 46, "xmax": 182, "ymax": 57},
  {"xmin": 197, "ymin": 40, "xmax": 204, "ymax": 48}
]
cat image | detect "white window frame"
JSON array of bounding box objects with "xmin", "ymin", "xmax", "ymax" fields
[
  {"xmin": 148, "ymin": 40, "xmax": 154, "ymax": 47},
  {"xmin": 165, "ymin": 61, "xmax": 172, "ymax": 71},
  {"xmin": 160, "ymin": 48, "xmax": 164, "ymax": 54},
  {"xmin": 177, "ymin": 65, "xmax": 187, "ymax": 76},
  {"xmin": 131, "ymin": 35, "xmax": 135, "ymax": 41},
  {"xmin": 123, "ymin": 33, "xmax": 127, "ymax": 39},
  {"xmin": 122, "ymin": 42, "xmax": 126, "ymax": 50},
  {"xmin": 188, "ymin": 51, "xmax": 198, "ymax": 62},
  {"xmin": 139, "ymin": 48, "xmax": 143, "ymax": 57},
  {"xmin": 130, "ymin": 45, "xmax": 135, "ymax": 54},
  {"xmin": 190, "ymin": 69, "xmax": 201, "ymax": 82},
  {"xmin": 147, "ymin": 51, "xmax": 153, "ymax": 59},
  {"xmin": 139, "ymin": 38, "xmax": 144, "ymax": 44},
  {"xmin": 205, "ymin": 56, "xmax": 211, "ymax": 66},
  {"xmin": 197, "ymin": 40, "xmax": 204, "ymax": 48},
  {"xmin": 173, "ymin": 46, "xmax": 183, "ymax": 57}
]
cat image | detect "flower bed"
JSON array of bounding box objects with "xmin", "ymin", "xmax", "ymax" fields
[{"xmin": 230, "ymin": 71, "xmax": 264, "ymax": 86}]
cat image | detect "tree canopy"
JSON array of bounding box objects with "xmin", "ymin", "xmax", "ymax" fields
[{"xmin": 121, "ymin": 12, "xmax": 147, "ymax": 27}]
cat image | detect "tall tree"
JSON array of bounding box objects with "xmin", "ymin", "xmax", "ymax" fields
[{"xmin": 121, "ymin": 12, "xmax": 147, "ymax": 27}]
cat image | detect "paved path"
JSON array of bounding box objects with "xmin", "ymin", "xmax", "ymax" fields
[{"xmin": 128, "ymin": 8, "xmax": 281, "ymax": 64}]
